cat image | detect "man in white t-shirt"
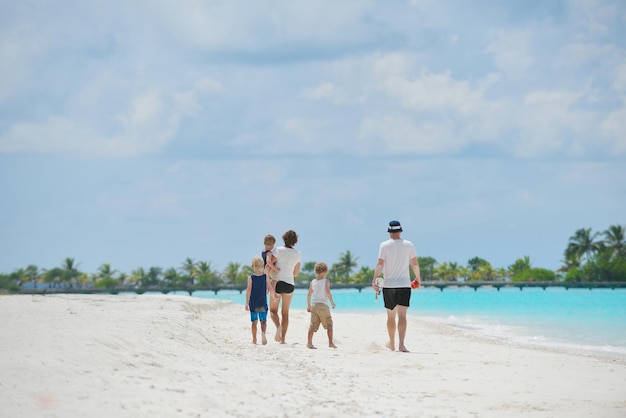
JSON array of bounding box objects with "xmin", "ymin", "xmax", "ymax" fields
[{"xmin": 372, "ymin": 220, "xmax": 421, "ymax": 352}]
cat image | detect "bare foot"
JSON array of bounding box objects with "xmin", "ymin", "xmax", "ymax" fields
[
  {"xmin": 399, "ymin": 345, "xmax": 410, "ymax": 353},
  {"xmin": 385, "ymin": 341, "xmax": 395, "ymax": 351},
  {"xmin": 262, "ymin": 333, "xmax": 267, "ymax": 345},
  {"xmin": 307, "ymin": 343, "xmax": 317, "ymax": 349},
  {"xmin": 252, "ymin": 339, "xmax": 257, "ymax": 345},
  {"xmin": 329, "ymin": 342, "xmax": 337, "ymax": 349},
  {"xmin": 274, "ymin": 326, "xmax": 282, "ymax": 342}
]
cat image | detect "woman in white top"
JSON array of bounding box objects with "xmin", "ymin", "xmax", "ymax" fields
[{"xmin": 271, "ymin": 230, "xmax": 301, "ymax": 344}]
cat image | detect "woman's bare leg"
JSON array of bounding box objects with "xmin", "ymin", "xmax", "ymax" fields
[
  {"xmin": 269, "ymin": 288, "xmax": 281, "ymax": 341},
  {"xmin": 279, "ymin": 292, "xmax": 294, "ymax": 344}
]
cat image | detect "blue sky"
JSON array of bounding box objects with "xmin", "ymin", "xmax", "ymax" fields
[{"xmin": 1, "ymin": 0, "xmax": 625, "ymax": 276}]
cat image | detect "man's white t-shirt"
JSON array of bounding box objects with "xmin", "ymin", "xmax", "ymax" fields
[
  {"xmin": 273, "ymin": 246, "xmax": 302, "ymax": 286},
  {"xmin": 378, "ymin": 238, "xmax": 417, "ymax": 288}
]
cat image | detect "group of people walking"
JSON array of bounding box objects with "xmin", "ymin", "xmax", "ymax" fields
[{"xmin": 244, "ymin": 220, "xmax": 422, "ymax": 351}]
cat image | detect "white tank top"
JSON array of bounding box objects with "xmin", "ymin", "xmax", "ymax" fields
[{"xmin": 311, "ymin": 278, "xmax": 328, "ymax": 304}]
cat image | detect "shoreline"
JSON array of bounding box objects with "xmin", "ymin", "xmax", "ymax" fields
[
  {"xmin": 193, "ymin": 286, "xmax": 626, "ymax": 359},
  {"xmin": 1, "ymin": 294, "xmax": 625, "ymax": 417},
  {"xmin": 423, "ymin": 314, "xmax": 626, "ymax": 362}
]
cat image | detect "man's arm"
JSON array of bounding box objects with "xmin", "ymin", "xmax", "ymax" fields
[
  {"xmin": 372, "ymin": 258, "xmax": 384, "ymax": 289},
  {"xmin": 410, "ymin": 256, "xmax": 421, "ymax": 287}
]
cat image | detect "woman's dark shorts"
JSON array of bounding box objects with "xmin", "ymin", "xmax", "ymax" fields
[
  {"xmin": 383, "ymin": 287, "xmax": 411, "ymax": 310},
  {"xmin": 275, "ymin": 281, "xmax": 295, "ymax": 294}
]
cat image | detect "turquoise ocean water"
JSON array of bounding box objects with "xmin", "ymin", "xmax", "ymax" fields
[{"xmin": 184, "ymin": 286, "xmax": 626, "ymax": 358}]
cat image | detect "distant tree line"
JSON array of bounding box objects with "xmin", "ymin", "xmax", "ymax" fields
[{"xmin": 1, "ymin": 225, "xmax": 624, "ymax": 292}]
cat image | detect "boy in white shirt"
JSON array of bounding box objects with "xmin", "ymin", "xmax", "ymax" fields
[{"xmin": 306, "ymin": 262, "xmax": 337, "ymax": 349}]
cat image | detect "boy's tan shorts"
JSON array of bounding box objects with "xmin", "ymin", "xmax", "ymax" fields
[{"xmin": 310, "ymin": 303, "xmax": 333, "ymax": 331}]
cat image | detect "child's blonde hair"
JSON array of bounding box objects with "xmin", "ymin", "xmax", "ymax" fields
[
  {"xmin": 314, "ymin": 262, "xmax": 328, "ymax": 275},
  {"xmin": 251, "ymin": 255, "xmax": 264, "ymax": 269},
  {"xmin": 264, "ymin": 234, "xmax": 276, "ymax": 246}
]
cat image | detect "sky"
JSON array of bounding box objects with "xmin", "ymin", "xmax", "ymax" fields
[{"xmin": 1, "ymin": 0, "xmax": 625, "ymax": 276}]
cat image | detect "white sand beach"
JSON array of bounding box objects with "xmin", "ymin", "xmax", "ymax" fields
[{"xmin": 1, "ymin": 294, "xmax": 625, "ymax": 418}]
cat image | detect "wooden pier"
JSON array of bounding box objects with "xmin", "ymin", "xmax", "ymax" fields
[{"xmin": 13, "ymin": 281, "xmax": 626, "ymax": 296}]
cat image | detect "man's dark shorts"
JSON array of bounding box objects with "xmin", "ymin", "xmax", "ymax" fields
[
  {"xmin": 275, "ymin": 281, "xmax": 295, "ymax": 294},
  {"xmin": 383, "ymin": 287, "xmax": 411, "ymax": 310}
]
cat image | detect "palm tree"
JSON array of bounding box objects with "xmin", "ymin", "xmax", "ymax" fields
[
  {"xmin": 495, "ymin": 267, "xmax": 507, "ymax": 280},
  {"xmin": 61, "ymin": 257, "xmax": 80, "ymax": 288},
  {"xmin": 508, "ymin": 256, "xmax": 531, "ymax": 277},
  {"xmin": 162, "ymin": 267, "xmax": 181, "ymax": 288},
  {"xmin": 457, "ymin": 266, "xmax": 469, "ymax": 281},
  {"xmin": 467, "ymin": 257, "xmax": 490, "ymax": 273},
  {"xmin": 224, "ymin": 262, "xmax": 241, "ymax": 285},
  {"xmin": 24, "ymin": 264, "xmax": 40, "ymax": 289},
  {"xmin": 478, "ymin": 263, "xmax": 497, "ymax": 281},
  {"xmin": 417, "ymin": 257, "xmax": 437, "ymax": 281},
  {"xmin": 566, "ymin": 228, "xmax": 602, "ymax": 263},
  {"xmin": 97, "ymin": 263, "xmax": 116, "ymax": 279},
  {"xmin": 43, "ymin": 267, "xmax": 64, "ymax": 288},
  {"xmin": 180, "ymin": 257, "xmax": 197, "ymax": 287},
  {"xmin": 603, "ymin": 224, "xmax": 626, "ymax": 259},
  {"xmin": 331, "ymin": 250, "xmax": 359, "ymax": 283},
  {"xmin": 433, "ymin": 263, "xmax": 444, "ymax": 281},
  {"xmin": 435, "ymin": 262, "xmax": 460, "ymax": 281},
  {"xmin": 352, "ymin": 266, "xmax": 375, "ymax": 284},
  {"xmin": 95, "ymin": 263, "xmax": 118, "ymax": 288},
  {"xmin": 145, "ymin": 267, "xmax": 163, "ymax": 287},
  {"xmin": 447, "ymin": 262, "xmax": 460, "ymax": 281},
  {"xmin": 237, "ymin": 265, "xmax": 253, "ymax": 285},
  {"xmin": 299, "ymin": 261, "xmax": 316, "ymax": 282},
  {"xmin": 196, "ymin": 261, "xmax": 219, "ymax": 287},
  {"xmin": 560, "ymin": 248, "xmax": 582, "ymax": 272},
  {"xmin": 12, "ymin": 268, "xmax": 26, "ymax": 287},
  {"xmin": 117, "ymin": 272, "xmax": 127, "ymax": 287},
  {"xmin": 467, "ymin": 262, "xmax": 496, "ymax": 281},
  {"xmin": 129, "ymin": 267, "xmax": 147, "ymax": 288}
]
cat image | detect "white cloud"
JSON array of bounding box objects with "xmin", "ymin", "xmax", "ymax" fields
[
  {"xmin": 121, "ymin": 91, "xmax": 163, "ymax": 127},
  {"xmin": 1, "ymin": 0, "xmax": 624, "ymax": 164},
  {"xmin": 194, "ymin": 77, "xmax": 224, "ymax": 93},
  {"xmin": 513, "ymin": 89, "xmax": 590, "ymax": 157},
  {"xmin": 358, "ymin": 115, "xmax": 460, "ymax": 155},
  {"xmin": 278, "ymin": 117, "xmax": 328, "ymax": 151},
  {"xmin": 302, "ymin": 81, "xmax": 336, "ymax": 100},
  {"xmin": 0, "ymin": 24, "xmax": 42, "ymax": 101},
  {"xmin": 601, "ymin": 105, "xmax": 626, "ymax": 154},
  {"xmin": 559, "ymin": 42, "xmax": 614, "ymax": 67},
  {"xmin": 484, "ymin": 29, "xmax": 533, "ymax": 79},
  {"xmin": 355, "ymin": 53, "xmax": 509, "ymax": 154},
  {"xmin": 613, "ymin": 61, "xmax": 626, "ymax": 92},
  {"xmin": 378, "ymin": 68, "xmax": 490, "ymax": 114},
  {"xmin": 143, "ymin": 0, "xmax": 380, "ymax": 51},
  {"xmin": 0, "ymin": 113, "xmax": 172, "ymax": 157},
  {"xmin": 569, "ymin": 0, "xmax": 623, "ymax": 34},
  {"xmin": 0, "ymin": 78, "xmax": 217, "ymax": 156}
]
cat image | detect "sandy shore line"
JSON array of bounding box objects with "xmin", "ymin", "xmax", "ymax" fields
[{"xmin": 1, "ymin": 294, "xmax": 625, "ymax": 418}]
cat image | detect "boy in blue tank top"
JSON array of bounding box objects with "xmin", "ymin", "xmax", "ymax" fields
[{"xmin": 245, "ymin": 255, "xmax": 271, "ymax": 345}]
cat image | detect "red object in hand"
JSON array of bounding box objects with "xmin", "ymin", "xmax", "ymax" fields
[{"xmin": 411, "ymin": 279, "xmax": 419, "ymax": 289}]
